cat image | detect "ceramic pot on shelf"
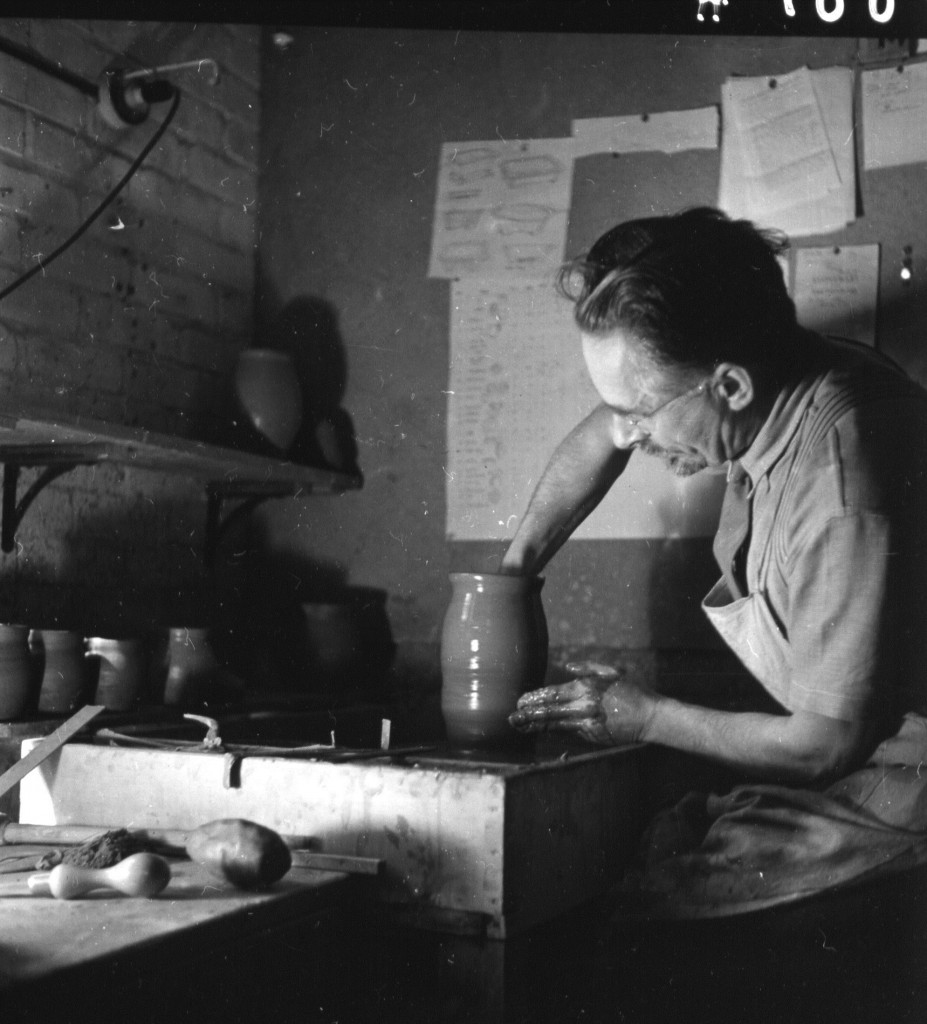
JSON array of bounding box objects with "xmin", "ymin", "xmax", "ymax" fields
[
  {"xmin": 163, "ymin": 627, "xmax": 222, "ymax": 707},
  {"xmin": 300, "ymin": 602, "xmax": 365, "ymax": 691},
  {"xmin": 86, "ymin": 637, "xmax": 146, "ymax": 712},
  {"xmin": 440, "ymin": 572, "xmax": 547, "ymax": 749},
  {"xmin": 36, "ymin": 629, "xmax": 88, "ymax": 715},
  {"xmin": 0, "ymin": 623, "xmax": 36, "ymax": 720},
  {"xmin": 233, "ymin": 348, "xmax": 303, "ymax": 452}
]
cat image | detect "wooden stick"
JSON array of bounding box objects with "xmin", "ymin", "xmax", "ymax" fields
[
  {"xmin": 289, "ymin": 850, "xmax": 383, "ymax": 876},
  {"xmin": 0, "ymin": 820, "xmax": 314, "ymax": 851},
  {"xmin": 0, "ymin": 705, "xmax": 105, "ymax": 801}
]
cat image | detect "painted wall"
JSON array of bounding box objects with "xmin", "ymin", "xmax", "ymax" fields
[
  {"xmin": 0, "ymin": 19, "xmax": 260, "ymax": 634},
  {"xmin": 257, "ymin": 27, "xmax": 927, "ymax": 674}
]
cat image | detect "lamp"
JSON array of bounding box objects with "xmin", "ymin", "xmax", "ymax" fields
[{"xmin": 97, "ymin": 58, "xmax": 219, "ymax": 129}]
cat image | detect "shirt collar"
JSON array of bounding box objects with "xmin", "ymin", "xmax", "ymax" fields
[
  {"xmin": 731, "ymin": 333, "xmax": 909, "ymax": 487},
  {"xmin": 735, "ymin": 372, "xmax": 821, "ymax": 486}
]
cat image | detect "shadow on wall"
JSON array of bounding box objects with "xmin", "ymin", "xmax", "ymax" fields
[
  {"xmin": 0, "ymin": 501, "xmax": 218, "ymax": 635},
  {"xmin": 260, "ymin": 296, "xmax": 361, "ymax": 477},
  {"xmin": 644, "ymin": 537, "xmax": 724, "ymax": 651},
  {"xmin": 644, "ymin": 469, "xmax": 726, "ymax": 650}
]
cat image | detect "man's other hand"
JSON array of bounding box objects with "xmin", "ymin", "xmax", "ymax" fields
[{"xmin": 508, "ymin": 660, "xmax": 657, "ymax": 745}]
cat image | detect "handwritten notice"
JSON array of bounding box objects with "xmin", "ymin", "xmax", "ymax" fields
[
  {"xmin": 862, "ymin": 62, "xmax": 927, "ymax": 170},
  {"xmin": 719, "ymin": 65, "xmax": 855, "ymax": 237},
  {"xmin": 727, "ymin": 66, "xmax": 840, "ymax": 203},
  {"xmin": 793, "ymin": 245, "xmax": 881, "ymax": 346},
  {"xmin": 445, "ymin": 279, "xmax": 725, "ymax": 540},
  {"xmin": 572, "ymin": 106, "xmax": 719, "ymax": 157},
  {"xmin": 428, "ymin": 138, "xmax": 575, "ymax": 281}
]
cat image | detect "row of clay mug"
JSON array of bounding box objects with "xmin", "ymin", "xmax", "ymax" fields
[
  {"xmin": 0, "ymin": 624, "xmax": 230, "ymax": 720},
  {"xmin": 0, "ymin": 625, "xmax": 145, "ymax": 719}
]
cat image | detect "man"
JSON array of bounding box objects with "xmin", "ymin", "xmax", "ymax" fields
[{"xmin": 504, "ymin": 207, "xmax": 927, "ymax": 915}]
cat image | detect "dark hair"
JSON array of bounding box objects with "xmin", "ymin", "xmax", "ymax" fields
[{"xmin": 556, "ymin": 208, "xmax": 799, "ymax": 378}]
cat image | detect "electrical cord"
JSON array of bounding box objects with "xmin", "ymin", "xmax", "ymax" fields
[
  {"xmin": 0, "ymin": 85, "xmax": 182, "ymax": 303},
  {"xmin": 0, "ymin": 35, "xmax": 97, "ymax": 97}
]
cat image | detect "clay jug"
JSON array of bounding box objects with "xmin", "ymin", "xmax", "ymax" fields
[
  {"xmin": 86, "ymin": 637, "xmax": 145, "ymax": 711},
  {"xmin": 440, "ymin": 573, "xmax": 547, "ymax": 748},
  {"xmin": 0, "ymin": 623, "xmax": 35, "ymax": 720},
  {"xmin": 36, "ymin": 629, "xmax": 88, "ymax": 714},
  {"xmin": 233, "ymin": 348, "xmax": 303, "ymax": 452},
  {"xmin": 163, "ymin": 627, "xmax": 221, "ymax": 707}
]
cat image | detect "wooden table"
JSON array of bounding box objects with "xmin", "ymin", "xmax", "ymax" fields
[{"xmin": 0, "ymin": 853, "xmax": 361, "ymax": 1023}]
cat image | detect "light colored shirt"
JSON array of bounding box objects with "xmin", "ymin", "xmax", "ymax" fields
[{"xmin": 723, "ymin": 336, "xmax": 927, "ymax": 722}]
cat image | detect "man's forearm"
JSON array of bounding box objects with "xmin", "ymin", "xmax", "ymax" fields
[
  {"xmin": 642, "ymin": 694, "xmax": 872, "ymax": 784},
  {"xmin": 502, "ymin": 405, "xmax": 630, "ymax": 574},
  {"xmin": 502, "ymin": 481, "xmax": 617, "ymax": 573}
]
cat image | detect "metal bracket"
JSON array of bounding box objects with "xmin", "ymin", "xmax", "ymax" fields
[
  {"xmin": 204, "ymin": 480, "xmax": 300, "ymax": 567},
  {"xmin": 0, "ymin": 443, "xmax": 107, "ymax": 554},
  {"xmin": 2, "ymin": 460, "xmax": 88, "ymax": 553}
]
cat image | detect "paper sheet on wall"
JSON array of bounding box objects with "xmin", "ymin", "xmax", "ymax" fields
[
  {"xmin": 445, "ymin": 279, "xmax": 726, "ymax": 541},
  {"xmin": 428, "ymin": 138, "xmax": 575, "ymax": 280},
  {"xmin": 862, "ymin": 62, "xmax": 927, "ymax": 170},
  {"xmin": 572, "ymin": 106, "xmax": 719, "ymax": 157},
  {"xmin": 719, "ymin": 66, "xmax": 855, "ymax": 237},
  {"xmin": 793, "ymin": 245, "xmax": 881, "ymax": 346}
]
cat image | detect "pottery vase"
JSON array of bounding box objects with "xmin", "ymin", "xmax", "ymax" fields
[
  {"xmin": 233, "ymin": 348, "xmax": 303, "ymax": 452},
  {"xmin": 0, "ymin": 623, "xmax": 36, "ymax": 720},
  {"xmin": 86, "ymin": 637, "xmax": 145, "ymax": 712},
  {"xmin": 36, "ymin": 629, "xmax": 88, "ymax": 715},
  {"xmin": 163, "ymin": 628, "xmax": 221, "ymax": 707},
  {"xmin": 440, "ymin": 573, "xmax": 547, "ymax": 748}
]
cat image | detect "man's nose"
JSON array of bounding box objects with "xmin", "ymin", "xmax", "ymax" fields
[{"xmin": 611, "ymin": 413, "xmax": 646, "ymax": 448}]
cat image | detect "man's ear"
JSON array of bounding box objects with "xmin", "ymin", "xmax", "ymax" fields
[{"xmin": 713, "ymin": 363, "xmax": 754, "ymax": 411}]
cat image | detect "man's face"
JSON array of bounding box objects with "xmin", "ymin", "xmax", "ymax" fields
[{"xmin": 581, "ymin": 328, "xmax": 724, "ymax": 477}]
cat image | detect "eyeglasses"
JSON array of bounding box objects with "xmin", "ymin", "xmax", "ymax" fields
[{"xmin": 620, "ymin": 376, "xmax": 710, "ymax": 432}]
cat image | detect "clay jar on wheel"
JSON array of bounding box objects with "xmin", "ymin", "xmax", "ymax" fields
[{"xmin": 440, "ymin": 572, "xmax": 548, "ymax": 748}]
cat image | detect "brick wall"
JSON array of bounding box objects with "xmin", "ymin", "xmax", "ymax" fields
[{"xmin": 0, "ymin": 19, "xmax": 260, "ymax": 637}]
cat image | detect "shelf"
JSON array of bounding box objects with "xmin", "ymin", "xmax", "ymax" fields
[
  {"xmin": 0, "ymin": 406, "xmax": 361, "ymax": 488},
  {"xmin": 0, "ymin": 406, "xmax": 362, "ymax": 563}
]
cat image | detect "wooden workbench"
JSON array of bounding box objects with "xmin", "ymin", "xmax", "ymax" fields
[{"xmin": 0, "ymin": 853, "xmax": 363, "ymax": 1023}]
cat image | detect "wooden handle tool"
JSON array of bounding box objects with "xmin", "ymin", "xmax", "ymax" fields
[{"xmin": 27, "ymin": 852, "xmax": 171, "ymax": 900}]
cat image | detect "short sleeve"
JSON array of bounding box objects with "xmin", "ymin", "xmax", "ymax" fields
[{"xmin": 785, "ymin": 511, "xmax": 895, "ymax": 720}]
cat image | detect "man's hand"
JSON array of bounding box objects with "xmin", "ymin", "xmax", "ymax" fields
[{"xmin": 508, "ymin": 660, "xmax": 658, "ymax": 745}]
